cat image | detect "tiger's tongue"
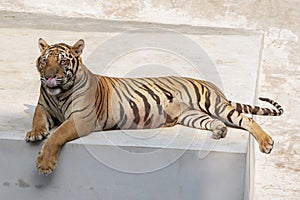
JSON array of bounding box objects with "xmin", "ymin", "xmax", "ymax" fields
[{"xmin": 46, "ymin": 78, "xmax": 57, "ymax": 87}]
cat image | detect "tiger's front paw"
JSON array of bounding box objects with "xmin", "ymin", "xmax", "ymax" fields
[
  {"xmin": 36, "ymin": 149, "xmax": 58, "ymax": 175},
  {"xmin": 259, "ymin": 135, "xmax": 274, "ymax": 154},
  {"xmin": 25, "ymin": 128, "xmax": 49, "ymax": 142}
]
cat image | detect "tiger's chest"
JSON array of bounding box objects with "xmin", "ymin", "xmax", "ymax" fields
[{"xmin": 44, "ymin": 94, "xmax": 71, "ymax": 123}]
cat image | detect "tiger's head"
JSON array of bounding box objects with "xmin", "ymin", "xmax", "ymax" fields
[{"xmin": 36, "ymin": 38, "xmax": 85, "ymax": 95}]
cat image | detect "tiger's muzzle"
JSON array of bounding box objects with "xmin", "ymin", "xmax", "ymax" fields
[
  {"xmin": 45, "ymin": 77, "xmax": 57, "ymax": 88},
  {"xmin": 41, "ymin": 76, "xmax": 64, "ymax": 89}
]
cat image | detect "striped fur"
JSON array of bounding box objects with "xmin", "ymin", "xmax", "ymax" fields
[
  {"xmin": 26, "ymin": 39, "xmax": 283, "ymax": 175},
  {"xmin": 229, "ymin": 97, "xmax": 283, "ymax": 116}
]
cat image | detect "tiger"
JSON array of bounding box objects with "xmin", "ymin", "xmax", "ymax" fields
[{"xmin": 26, "ymin": 38, "xmax": 283, "ymax": 175}]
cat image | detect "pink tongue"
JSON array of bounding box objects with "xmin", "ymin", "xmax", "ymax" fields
[{"xmin": 46, "ymin": 78, "xmax": 57, "ymax": 87}]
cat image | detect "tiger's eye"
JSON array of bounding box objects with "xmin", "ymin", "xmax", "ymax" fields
[
  {"xmin": 60, "ymin": 60, "xmax": 67, "ymax": 66},
  {"xmin": 60, "ymin": 53, "xmax": 65, "ymax": 59},
  {"xmin": 42, "ymin": 57, "xmax": 47, "ymax": 63}
]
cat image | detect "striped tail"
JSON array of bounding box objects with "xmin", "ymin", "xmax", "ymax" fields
[{"xmin": 229, "ymin": 97, "xmax": 284, "ymax": 116}]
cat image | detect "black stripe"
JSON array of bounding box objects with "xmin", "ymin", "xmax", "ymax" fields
[
  {"xmin": 261, "ymin": 108, "xmax": 266, "ymax": 115},
  {"xmin": 129, "ymin": 100, "xmax": 140, "ymax": 128},
  {"xmin": 66, "ymin": 104, "xmax": 90, "ymax": 119},
  {"xmin": 37, "ymin": 102, "xmax": 45, "ymax": 107},
  {"xmin": 119, "ymin": 79, "xmax": 137, "ymax": 98},
  {"xmin": 110, "ymin": 102, "xmax": 125, "ymax": 129},
  {"xmin": 188, "ymin": 80, "xmax": 206, "ymax": 113},
  {"xmin": 154, "ymin": 83, "xmax": 173, "ymax": 103},
  {"xmin": 41, "ymin": 93, "xmax": 51, "ymax": 108},
  {"xmin": 134, "ymin": 90, "xmax": 151, "ymax": 122},
  {"xmin": 204, "ymin": 120, "xmax": 210, "ymax": 129},
  {"xmin": 191, "ymin": 116, "xmax": 201, "ymax": 128},
  {"xmin": 220, "ymin": 103, "xmax": 227, "ymax": 114},
  {"xmin": 118, "ymin": 114, "xmax": 128, "ymax": 129},
  {"xmin": 59, "ymin": 89, "xmax": 73, "ymax": 102},
  {"xmin": 204, "ymin": 89, "xmax": 211, "ymax": 115},
  {"xmin": 71, "ymin": 59, "xmax": 76, "ymax": 71},
  {"xmin": 73, "ymin": 71, "xmax": 88, "ymax": 91},
  {"xmin": 170, "ymin": 77, "xmax": 193, "ymax": 107},
  {"xmin": 252, "ymin": 106, "xmax": 260, "ymax": 114},
  {"xmin": 264, "ymin": 108, "xmax": 272, "ymax": 115},
  {"xmin": 41, "ymin": 87, "xmax": 55, "ymax": 108},
  {"xmin": 113, "ymin": 85, "xmax": 123, "ymax": 104},
  {"xmin": 215, "ymin": 94, "xmax": 221, "ymax": 115},
  {"xmin": 180, "ymin": 113, "xmax": 198, "ymax": 125},
  {"xmin": 238, "ymin": 118, "xmax": 243, "ymax": 127},
  {"xmin": 73, "ymin": 58, "xmax": 79, "ymax": 75},
  {"xmin": 200, "ymin": 116, "xmax": 210, "ymax": 128},
  {"xmin": 63, "ymin": 75, "xmax": 89, "ymax": 112},
  {"xmin": 94, "ymin": 81, "xmax": 103, "ymax": 119},
  {"xmin": 63, "ymin": 99, "xmax": 73, "ymax": 113},
  {"xmin": 101, "ymin": 92, "xmax": 110, "ymax": 130},
  {"xmin": 110, "ymin": 124, "xmax": 120, "ymax": 130},
  {"xmin": 157, "ymin": 122, "xmax": 166, "ymax": 128},
  {"xmin": 46, "ymin": 116, "xmax": 53, "ymax": 129},
  {"xmin": 144, "ymin": 115, "xmax": 154, "ymax": 128},
  {"xmin": 201, "ymin": 83, "xmax": 205, "ymax": 95},
  {"xmin": 165, "ymin": 78, "xmax": 184, "ymax": 99},
  {"xmin": 247, "ymin": 105, "xmax": 253, "ymax": 113},
  {"xmin": 140, "ymin": 83, "xmax": 162, "ymax": 115},
  {"xmin": 243, "ymin": 104, "xmax": 249, "ymax": 113},
  {"xmin": 43, "ymin": 86, "xmax": 57, "ymax": 107},
  {"xmin": 48, "ymin": 45, "xmax": 68, "ymax": 51},
  {"xmin": 226, "ymin": 109, "xmax": 235, "ymax": 123},
  {"xmin": 186, "ymin": 117, "xmax": 193, "ymax": 126},
  {"xmin": 191, "ymin": 116, "xmax": 206, "ymax": 128},
  {"xmin": 236, "ymin": 103, "xmax": 242, "ymax": 113},
  {"xmin": 72, "ymin": 87, "xmax": 90, "ymax": 100},
  {"xmin": 204, "ymin": 81, "xmax": 226, "ymax": 99},
  {"xmin": 155, "ymin": 78, "xmax": 175, "ymax": 91},
  {"xmin": 82, "ymin": 104, "xmax": 97, "ymax": 119}
]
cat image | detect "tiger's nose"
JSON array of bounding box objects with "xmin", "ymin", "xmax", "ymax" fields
[{"xmin": 44, "ymin": 73, "xmax": 56, "ymax": 80}]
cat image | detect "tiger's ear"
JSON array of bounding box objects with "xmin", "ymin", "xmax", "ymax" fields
[
  {"xmin": 38, "ymin": 38, "xmax": 49, "ymax": 53},
  {"xmin": 71, "ymin": 39, "xmax": 85, "ymax": 57}
]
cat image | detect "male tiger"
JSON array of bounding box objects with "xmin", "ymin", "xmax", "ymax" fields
[{"xmin": 26, "ymin": 38, "xmax": 283, "ymax": 175}]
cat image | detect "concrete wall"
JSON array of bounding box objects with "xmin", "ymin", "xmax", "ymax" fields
[{"xmin": 0, "ymin": 136, "xmax": 247, "ymax": 200}]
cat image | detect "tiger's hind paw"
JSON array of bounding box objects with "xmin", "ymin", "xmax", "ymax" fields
[
  {"xmin": 211, "ymin": 121, "xmax": 227, "ymax": 139},
  {"xmin": 259, "ymin": 135, "xmax": 274, "ymax": 154}
]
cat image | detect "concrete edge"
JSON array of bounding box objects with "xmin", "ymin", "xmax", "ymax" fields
[{"xmin": 0, "ymin": 10, "xmax": 263, "ymax": 35}]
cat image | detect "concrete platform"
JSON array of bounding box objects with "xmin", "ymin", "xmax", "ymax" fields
[{"xmin": 0, "ymin": 12, "xmax": 263, "ymax": 200}]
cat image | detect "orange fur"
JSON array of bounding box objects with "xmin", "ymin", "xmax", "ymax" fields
[{"xmin": 26, "ymin": 39, "xmax": 283, "ymax": 175}]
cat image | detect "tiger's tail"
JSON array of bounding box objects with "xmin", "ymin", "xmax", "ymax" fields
[{"xmin": 229, "ymin": 97, "xmax": 284, "ymax": 116}]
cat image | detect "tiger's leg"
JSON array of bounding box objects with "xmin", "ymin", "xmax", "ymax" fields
[
  {"xmin": 36, "ymin": 118, "xmax": 80, "ymax": 175},
  {"xmin": 25, "ymin": 104, "xmax": 53, "ymax": 142},
  {"xmin": 178, "ymin": 109, "xmax": 227, "ymax": 139},
  {"xmin": 220, "ymin": 105, "xmax": 274, "ymax": 154}
]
